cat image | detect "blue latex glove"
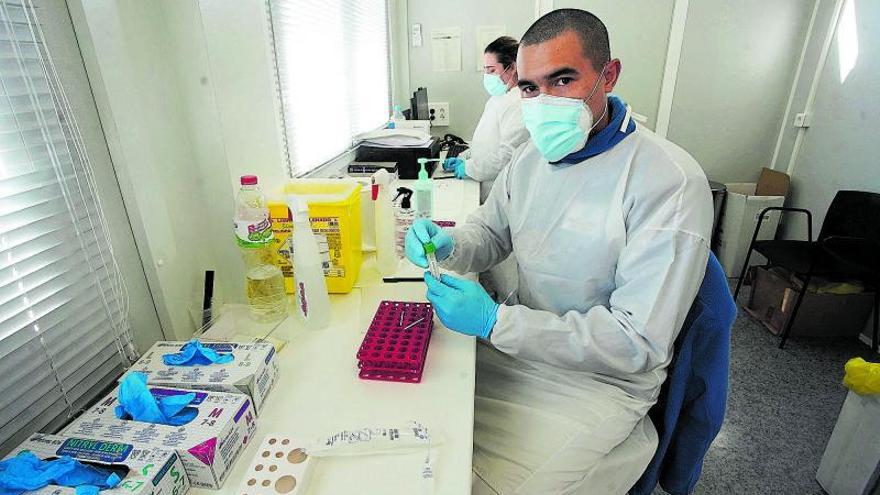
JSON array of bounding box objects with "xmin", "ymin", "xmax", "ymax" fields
[
  {"xmin": 162, "ymin": 339, "xmax": 234, "ymax": 366},
  {"xmin": 442, "ymin": 157, "xmax": 462, "ymax": 172},
  {"xmin": 405, "ymin": 219, "xmax": 454, "ymax": 268},
  {"xmin": 424, "ymin": 272, "xmax": 499, "ymax": 338},
  {"xmin": 0, "ymin": 452, "xmax": 120, "ymax": 495},
  {"xmin": 115, "ymin": 372, "xmax": 197, "ymax": 426},
  {"xmin": 453, "ymin": 159, "xmax": 468, "ymax": 179}
]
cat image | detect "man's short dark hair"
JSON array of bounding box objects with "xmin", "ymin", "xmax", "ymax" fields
[
  {"xmin": 484, "ymin": 36, "xmax": 519, "ymax": 69},
  {"xmin": 521, "ymin": 9, "xmax": 610, "ymax": 71}
]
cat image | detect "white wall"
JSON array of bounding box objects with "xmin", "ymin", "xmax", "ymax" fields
[
  {"xmin": 403, "ymin": 0, "xmax": 537, "ymax": 139},
  {"xmin": 39, "ymin": 0, "xmax": 165, "ymax": 351},
  {"xmin": 197, "ymin": 0, "xmax": 288, "ymax": 188},
  {"xmin": 68, "ymin": 0, "xmax": 284, "ymax": 340},
  {"xmin": 403, "ymin": 0, "xmax": 673, "ymax": 139},
  {"xmin": 666, "ymin": 0, "xmax": 816, "ymax": 183},
  {"xmin": 782, "ymin": 0, "xmax": 880, "ymax": 232},
  {"xmin": 553, "ymin": 0, "xmax": 674, "ymax": 131},
  {"xmin": 400, "ymin": 1, "xmax": 816, "ymax": 185}
]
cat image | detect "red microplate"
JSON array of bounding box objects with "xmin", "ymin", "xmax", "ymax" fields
[{"xmin": 357, "ymin": 300, "xmax": 434, "ymax": 383}]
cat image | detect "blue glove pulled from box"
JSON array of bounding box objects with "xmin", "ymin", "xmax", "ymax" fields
[
  {"xmin": 0, "ymin": 451, "xmax": 121, "ymax": 495},
  {"xmin": 162, "ymin": 339, "xmax": 234, "ymax": 366},
  {"xmin": 114, "ymin": 372, "xmax": 197, "ymax": 426}
]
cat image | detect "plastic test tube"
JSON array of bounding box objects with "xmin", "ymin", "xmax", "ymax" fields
[{"xmin": 423, "ymin": 241, "xmax": 441, "ymax": 280}]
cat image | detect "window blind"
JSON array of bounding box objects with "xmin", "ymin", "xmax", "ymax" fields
[
  {"xmin": 268, "ymin": 0, "xmax": 391, "ymax": 176},
  {"xmin": 0, "ymin": 0, "xmax": 134, "ymax": 455}
]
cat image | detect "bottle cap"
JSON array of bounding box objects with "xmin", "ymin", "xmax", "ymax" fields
[
  {"xmin": 423, "ymin": 241, "xmax": 436, "ymax": 254},
  {"xmin": 240, "ymin": 175, "xmax": 258, "ymax": 186},
  {"xmin": 417, "ymin": 159, "xmax": 429, "ymax": 181}
]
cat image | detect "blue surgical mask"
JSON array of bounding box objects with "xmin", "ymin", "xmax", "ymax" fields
[
  {"xmin": 520, "ymin": 66, "xmax": 608, "ymax": 162},
  {"xmin": 483, "ymin": 73, "xmax": 509, "ymax": 96},
  {"xmin": 483, "ymin": 65, "xmax": 511, "ymax": 96}
]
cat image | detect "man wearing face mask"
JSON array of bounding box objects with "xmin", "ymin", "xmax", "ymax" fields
[
  {"xmin": 442, "ymin": 36, "xmax": 530, "ymax": 203},
  {"xmin": 405, "ymin": 8, "xmax": 712, "ymax": 495}
]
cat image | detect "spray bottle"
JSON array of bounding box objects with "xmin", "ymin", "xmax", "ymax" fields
[
  {"xmin": 287, "ymin": 195, "xmax": 331, "ymax": 329},
  {"xmin": 394, "ymin": 187, "xmax": 414, "ymax": 258},
  {"xmin": 371, "ymin": 169, "xmax": 397, "ymax": 275}
]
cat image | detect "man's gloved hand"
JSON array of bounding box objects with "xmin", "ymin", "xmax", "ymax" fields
[
  {"xmin": 405, "ymin": 219, "xmax": 454, "ymax": 268},
  {"xmin": 424, "ymin": 272, "xmax": 498, "ymax": 339},
  {"xmin": 443, "ymin": 157, "xmax": 463, "ymax": 172}
]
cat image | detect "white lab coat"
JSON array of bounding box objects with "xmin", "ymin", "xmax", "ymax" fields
[
  {"xmin": 464, "ymin": 86, "xmax": 530, "ymax": 203},
  {"xmin": 445, "ymin": 126, "xmax": 713, "ymax": 494}
]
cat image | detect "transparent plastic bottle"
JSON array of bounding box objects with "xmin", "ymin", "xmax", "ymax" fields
[
  {"xmin": 234, "ymin": 175, "xmax": 287, "ymax": 322},
  {"xmin": 389, "ymin": 104, "xmax": 406, "ymax": 129},
  {"xmin": 287, "ymin": 195, "xmax": 331, "ymax": 329}
]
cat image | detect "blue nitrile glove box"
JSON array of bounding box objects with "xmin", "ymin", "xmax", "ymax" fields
[
  {"xmin": 120, "ymin": 341, "xmax": 278, "ymax": 415},
  {"xmin": 62, "ymin": 386, "xmax": 256, "ymax": 490},
  {"xmin": 4, "ymin": 433, "xmax": 189, "ymax": 495}
]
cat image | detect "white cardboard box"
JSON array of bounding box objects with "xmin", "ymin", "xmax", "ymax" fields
[
  {"xmin": 62, "ymin": 386, "xmax": 257, "ymax": 490},
  {"xmin": 817, "ymin": 391, "xmax": 880, "ymax": 495},
  {"xmin": 4, "ymin": 433, "xmax": 190, "ymax": 495},
  {"xmin": 120, "ymin": 341, "xmax": 278, "ymax": 415},
  {"xmin": 716, "ymin": 183, "xmax": 785, "ymax": 277}
]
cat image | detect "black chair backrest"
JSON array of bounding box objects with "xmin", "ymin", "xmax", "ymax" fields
[{"xmin": 819, "ymin": 190, "xmax": 880, "ymax": 244}]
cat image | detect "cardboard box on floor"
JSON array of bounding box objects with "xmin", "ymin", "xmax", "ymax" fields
[
  {"xmin": 716, "ymin": 168, "xmax": 791, "ymax": 277},
  {"xmin": 121, "ymin": 341, "xmax": 278, "ymax": 415},
  {"xmin": 4, "ymin": 433, "xmax": 189, "ymax": 495},
  {"xmin": 62, "ymin": 386, "xmax": 257, "ymax": 490},
  {"xmin": 746, "ymin": 266, "xmax": 873, "ymax": 338}
]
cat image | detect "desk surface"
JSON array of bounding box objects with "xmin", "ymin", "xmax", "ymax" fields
[{"xmin": 196, "ymin": 178, "xmax": 479, "ymax": 495}]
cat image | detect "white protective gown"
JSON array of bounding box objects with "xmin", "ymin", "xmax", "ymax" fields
[
  {"xmin": 463, "ymin": 86, "xmax": 530, "ymax": 203},
  {"xmin": 444, "ymin": 126, "xmax": 713, "ymax": 494}
]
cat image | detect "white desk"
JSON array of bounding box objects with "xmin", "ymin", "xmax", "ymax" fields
[{"xmin": 197, "ymin": 179, "xmax": 480, "ymax": 495}]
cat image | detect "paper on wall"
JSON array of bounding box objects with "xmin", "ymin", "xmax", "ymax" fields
[
  {"xmin": 431, "ymin": 27, "xmax": 461, "ymax": 72},
  {"xmin": 475, "ymin": 25, "xmax": 507, "ymax": 71}
]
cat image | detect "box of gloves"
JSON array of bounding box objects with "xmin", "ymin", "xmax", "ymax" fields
[
  {"xmin": 120, "ymin": 340, "xmax": 278, "ymax": 415},
  {"xmin": 62, "ymin": 383, "xmax": 257, "ymax": 490},
  {"xmin": 2, "ymin": 433, "xmax": 189, "ymax": 495}
]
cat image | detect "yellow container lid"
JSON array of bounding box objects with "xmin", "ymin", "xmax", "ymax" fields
[{"xmin": 282, "ymin": 179, "xmax": 361, "ymax": 205}]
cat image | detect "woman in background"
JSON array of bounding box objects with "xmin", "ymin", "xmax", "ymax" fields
[{"xmin": 442, "ymin": 36, "xmax": 529, "ymax": 203}]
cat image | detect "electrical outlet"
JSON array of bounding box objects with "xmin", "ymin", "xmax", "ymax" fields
[{"xmin": 428, "ymin": 102, "xmax": 450, "ymax": 126}]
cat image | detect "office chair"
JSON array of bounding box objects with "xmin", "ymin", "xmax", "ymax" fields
[{"xmin": 733, "ymin": 190, "xmax": 880, "ymax": 351}]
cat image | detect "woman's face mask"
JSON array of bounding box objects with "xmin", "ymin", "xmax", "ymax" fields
[
  {"xmin": 520, "ymin": 65, "xmax": 608, "ymax": 162},
  {"xmin": 483, "ymin": 64, "xmax": 512, "ymax": 97}
]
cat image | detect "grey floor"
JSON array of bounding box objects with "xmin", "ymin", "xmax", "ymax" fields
[{"xmin": 655, "ymin": 286, "xmax": 874, "ymax": 494}]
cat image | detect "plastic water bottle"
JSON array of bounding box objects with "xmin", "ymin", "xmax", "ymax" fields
[
  {"xmin": 389, "ymin": 104, "xmax": 405, "ymax": 129},
  {"xmin": 234, "ymin": 175, "xmax": 287, "ymax": 322},
  {"xmin": 287, "ymin": 195, "xmax": 331, "ymax": 329}
]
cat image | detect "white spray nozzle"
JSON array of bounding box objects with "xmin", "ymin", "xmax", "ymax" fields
[{"xmin": 286, "ymin": 195, "xmax": 309, "ymax": 220}]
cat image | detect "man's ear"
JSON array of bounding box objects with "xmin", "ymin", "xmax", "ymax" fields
[{"xmin": 603, "ymin": 59, "xmax": 622, "ymax": 92}]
